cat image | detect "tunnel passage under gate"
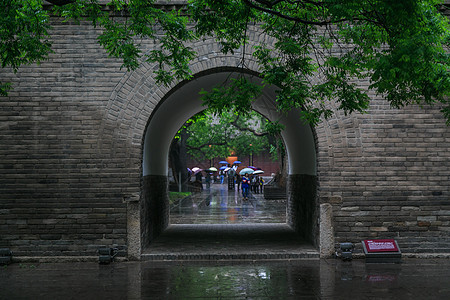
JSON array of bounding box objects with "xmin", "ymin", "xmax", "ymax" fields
[{"xmin": 142, "ymin": 68, "xmax": 318, "ymax": 249}]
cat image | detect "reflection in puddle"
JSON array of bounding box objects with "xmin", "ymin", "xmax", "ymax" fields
[
  {"xmin": 2, "ymin": 259, "xmax": 450, "ymax": 299},
  {"xmin": 170, "ymin": 184, "xmax": 286, "ymax": 224},
  {"xmin": 141, "ymin": 261, "xmax": 320, "ymax": 299}
]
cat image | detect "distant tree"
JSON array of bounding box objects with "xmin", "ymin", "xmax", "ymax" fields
[
  {"xmin": 169, "ymin": 110, "xmax": 284, "ymax": 186},
  {"xmin": 2, "ymin": 0, "xmax": 449, "ymax": 124},
  {"xmin": 183, "ymin": 111, "xmax": 272, "ymax": 161}
]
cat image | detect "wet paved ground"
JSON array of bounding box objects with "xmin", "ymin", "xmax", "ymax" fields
[
  {"xmin": 142, "ymin": 224, "xmax": 318, "ymax": 260},
  {"xmin": 1, "ymin": 259, "xmax": 450, "ymax": 299},
  {"xmin": 170, "ymin": 182, "xmax": 285, "ymax": 224},
  {"xmin": 145, "ymin": 183, "xmax": 316, "ymax": 260},
  {"xmin": 3, "ymin": 184, "xmax": 449, "ymax": 299}
]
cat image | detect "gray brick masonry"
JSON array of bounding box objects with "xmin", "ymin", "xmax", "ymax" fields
[{"xmin": 0, "ymin": 12, "xmax": 449, "ymax": 260}]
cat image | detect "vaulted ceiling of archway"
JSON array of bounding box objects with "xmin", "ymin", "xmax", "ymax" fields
[{"xmin": 143, "ymin": 70, "xmax": 316, "ymax": 176}]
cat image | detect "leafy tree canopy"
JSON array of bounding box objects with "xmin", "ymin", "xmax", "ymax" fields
[
  {"xmin": 1, "ymin": 0, "xmax": 450, "ymax": 124},
  {"xmin": 179, "ymin": 110, "xmax": 278, "ymax": 161}
]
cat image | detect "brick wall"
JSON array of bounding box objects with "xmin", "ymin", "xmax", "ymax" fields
[
  {"xmin": 316, "ymin": 104, "xmax": 450, "ymax": 255},
  {"xmin": 0, "ymin": 19, "xmax": 135, "ymax": 258},
  {"xmin": 186, "ymin": 151, "xmax": 280, "ymax": 176},
  {"xmin": 0, "ymin": 11, "xmax": 449, "ymax": 259}
]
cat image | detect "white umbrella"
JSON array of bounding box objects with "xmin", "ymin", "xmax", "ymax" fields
[
  {"xmin": 207, "ymin": 167, "xmax": 218, "ymax": 172},
  {"xmin": 192, "ymin": 167, "xmax": 203, "ymax": 174},
  {"xmin": 253, "ymin": 170, "xmax": 264, "ymax": 175}
]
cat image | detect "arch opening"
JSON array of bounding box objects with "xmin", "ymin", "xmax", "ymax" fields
[
  {"xmin": 141, "ymin": 69, "xmax": 318, "ymax": 249},
  {"xmin": 167, "ymin": 109, "xmax": 287, "ymax": 224}
]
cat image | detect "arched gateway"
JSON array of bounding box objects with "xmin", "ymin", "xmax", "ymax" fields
[
  {"xmin": 1, "ymin": 5, "xmax": 448, "ymax": 262},
  {"xmin": 140, "ymin": 68, "xmax": 320, "ymax": 255}
]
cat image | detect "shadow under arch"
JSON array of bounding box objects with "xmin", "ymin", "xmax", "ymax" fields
[{"xmin": 142, "ymin": 68, "xmax": 318, "ymax": 249}]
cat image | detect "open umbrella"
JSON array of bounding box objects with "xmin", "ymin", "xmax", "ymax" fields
[
  {"xmin": 219, "ymin": 166, "xmax": 227, "ymax": 170},
  {"xmin": 192, "ymin": 167, "xmax": 203, "ymax": 174},
  {"xmin": 253, "ymin": 170, "xmax": 264, "ymax": 175},
  {"xmin": 207, "ymin": 167, "xmax": 218, "ymax": 172},
  {"xmin": 233, "ymin": 161, "xmax": 242, "ymax": 164},
  {"xmin": 224, "ymin": 167, "xmax": 231, "ymax": 172},
  {"xmin": 219, "ymin": 161, "xmax": 228, "ymax": 164},
  {"xmin": 239, "ymin": 167, "xmax": 255, "ymax": 175},
  {"xmin": 247, "ymin": 166, "xmax": 258, "ymax": 170}
]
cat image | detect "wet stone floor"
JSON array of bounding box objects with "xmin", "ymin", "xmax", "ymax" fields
[
  {"xmin": 143, "ymin": 182, "xmax": 311, "ymax": 260},
  {"xmin": 1, "ymin": 259, "xmax": 450, "ymax": 299},
  {"xmin": 3, "ymin": 183, "xmax": 450, "ymax": 299},
  {"xmin": 170, "ymin": 182, "xmax": 286, "ymax": 224}
]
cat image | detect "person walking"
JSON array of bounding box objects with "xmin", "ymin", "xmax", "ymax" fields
[
  {"xmin": 259, "ymin": 176, "xmax": 265, "ymax": 193},
  {"xmin": 220, "ymin": 170, "xmax": 225, "ymax": 184},
  {"xmin": 251, "ymin": 175, "xmax": 258, "ymax": 194},
  {"xmin": 241, "ymin": 174, "xmax": 250, "ymax": 201},
  {"xmin": 195, "ymin": 171, "xmax": 203, "ymax": 190},
  {"xmin": 236, "ymin": 173, "xmax": 241, "ymax": 191},
  {"xmin": 205, "ymin": 173, "xmax": 211, "ymax": 189}
]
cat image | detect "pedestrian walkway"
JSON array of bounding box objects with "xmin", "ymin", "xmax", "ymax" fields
[
  {"xmin": 170, "ymin": 182, "xmax": 285, "ymax": 224},
  {"xmin": 143, "ymin": 183, "xmax": 318, "ymax": 260},
  {"xmin": 2, "ymin": 259, "xmax": 449, "ymax": 299},
  {"xmin": 142, "ymin": 224, "xmax": 319, "ymax": 261}
]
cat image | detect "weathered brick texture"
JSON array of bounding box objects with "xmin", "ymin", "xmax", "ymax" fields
[
  {"xmin": 316, "ymin": 104, "xmax": 449, "ymax": 254},
  {"xmin": 0, "ymin": 9, "xmax": 449, "ymax": 259}
]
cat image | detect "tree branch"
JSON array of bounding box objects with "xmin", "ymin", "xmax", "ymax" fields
[
  {"xmin": 242, "ymin": 0, "xmax": 343, "ymax": 25},
  {"xmin": 45, "ymin": 0, "xmax": 75, "ymax": 6},
  {"xmin": 231, "ymin": 115, "xmax": 269, "ymax": 137}
]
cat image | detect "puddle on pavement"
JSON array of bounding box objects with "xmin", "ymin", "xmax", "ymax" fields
[
  {"xmin": 2, "ymin": 260, "xmax": 450, "ymax": 299},
  {"xmin": 170, "ymin": 184, "xmax": 286, "ymax": 224}
]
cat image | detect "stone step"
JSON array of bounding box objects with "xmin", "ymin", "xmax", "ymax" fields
[
  {"xmin": 140, "ymin": 224, "xmax": 319, "ymax": 261},
  {"xmin": 141, "ymin": 251, "xmax": 319, "ymax": 261}
]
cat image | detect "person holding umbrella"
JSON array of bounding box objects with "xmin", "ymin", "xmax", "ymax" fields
[
  {"xmin": 219, "ymin": 165, "xmax": 227, "ymax": 184},
  {"xmin": 239, "ymin": 167, "xmax": 254, "ymax": 199},
  {"xmin": 241, "ymin": 173, "xmax": 250, "ymax": 201}
]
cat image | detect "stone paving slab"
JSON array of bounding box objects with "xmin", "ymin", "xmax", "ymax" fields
[
  {"xmin": 1, "ymin": 259, "xmax": 450, "ymax": 299},
  {"xmin": 170, "ymin": 183, "xmax": 286, "ymax": 224},
  {"xmin": 142, "ymin": 223, "xmax": 319, "ymax": 261}
]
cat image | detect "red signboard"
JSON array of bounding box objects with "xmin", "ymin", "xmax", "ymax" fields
[{"xmin": 363, "ymin": 239, "xmax": 399, "ymax": 253}]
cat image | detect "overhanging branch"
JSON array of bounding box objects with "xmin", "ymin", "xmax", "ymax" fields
[
  {"xmin": 45, "ymin": 0, "xmax": 75, "ymax": 6},
  {"xmin": 231, "ymin": 115, "xmax": 268, "ymax": 137}
]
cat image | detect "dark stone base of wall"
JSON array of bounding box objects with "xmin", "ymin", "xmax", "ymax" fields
[
  {"xmin": 142, "ymin": 175, "xmax": 170, "ymax": 248},
  {"xmin": 287, "ymin": 174, "xmax": 318, "ymax": 245}
]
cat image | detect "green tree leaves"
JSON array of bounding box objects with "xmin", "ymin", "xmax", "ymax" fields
[
  {"xmin": 1, "ymin": 0, "xmax": 449, "ymax": 124},
  {"xmin": 0, "ymin": 0, "xmax": 52, "ymax": 95},
  {"xmin": 180, "ymin": 110, "xmax": 273, "ymax": 161}
]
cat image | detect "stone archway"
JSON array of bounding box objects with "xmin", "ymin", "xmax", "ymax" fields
[{"xmin": 141, "ymin": 68, "xmax": 319, "ymax": 252}]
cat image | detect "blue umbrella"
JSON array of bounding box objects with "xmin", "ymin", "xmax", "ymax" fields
[
  {"xmin": 233, "ymin": 161, "xmax": 242, "ymax": 164},
  {"xmin": 219, "ymin": 166, "xmax": 227, "ymax": 170},
  {"xmin": 219, "ymin": 161, "xmax": 228, "ymax": 164}
]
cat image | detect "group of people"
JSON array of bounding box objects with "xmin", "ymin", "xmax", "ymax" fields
[
  {"xmin": 194, "ymin": 167, "xmax": 265, "ymax": 201},
  {"xmin": 235, "ymin": 173, "xmax": 264, "ymax": 201}
]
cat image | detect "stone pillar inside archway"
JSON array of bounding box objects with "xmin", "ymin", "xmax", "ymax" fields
[
  {"xmin": 252, "ymin": 95, "xmax": 319, "ymax": 245},
  {"xmin": 141, "ymin": 69, "xmax": 320, "ymax": 250}
]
